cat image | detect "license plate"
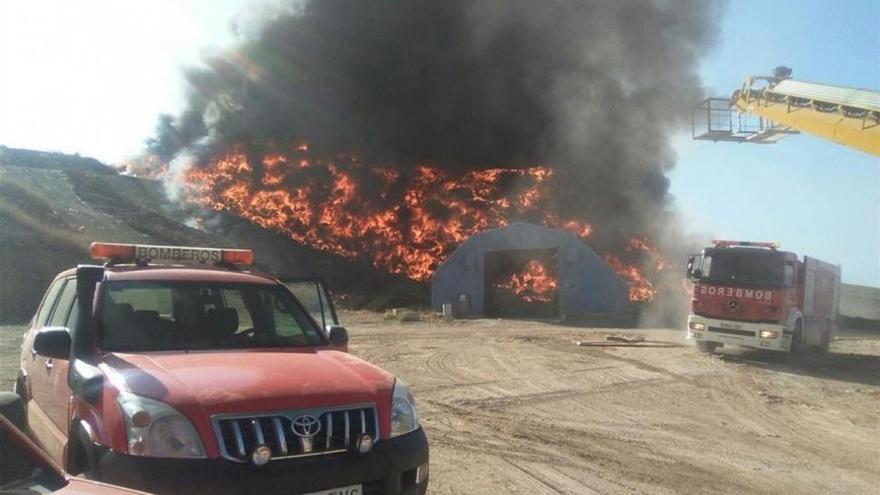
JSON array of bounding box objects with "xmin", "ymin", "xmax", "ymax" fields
[{"xmin": 301, "ymin": 485, "xmax": 362, "ymax": 495}]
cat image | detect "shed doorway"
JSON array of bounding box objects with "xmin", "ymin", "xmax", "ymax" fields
[{"xmin": 484, "ymin": 248, "xmax": 559, "ymax": 318}]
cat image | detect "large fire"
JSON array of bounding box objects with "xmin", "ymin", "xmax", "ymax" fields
[
  {"xmin": 494, "ymin": 260, "xmax": 558, "ymax": 303},
  {"xmin": 181, "ymin": 145, "xmax": 663, "ymax": 301},
  {"xmin": 602, "ymin": 237, "xmax": 668, "ymax": 302}
]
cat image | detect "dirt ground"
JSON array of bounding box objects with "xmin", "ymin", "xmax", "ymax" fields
[
  {"xmin": 2, "ymin": 315, "xmax": 878, "ymax": 494},
  {"xmin": 345, "ymin": 312, "xmax": 879, "ymax": 495},
  {"xmin": 0, "ymin": 325, "xmax": 25, "ymax": 392}
]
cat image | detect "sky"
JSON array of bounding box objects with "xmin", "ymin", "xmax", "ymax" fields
[
  {"xmin": 0, "ymin": 0, "xmax": 878, "ymax": 286},
  {"xmin": 668, "ymin": 0, "xmax": 880, "ymax": 287},
  {"xmin": 0, "ymin": 0, "xmax": 256, "ymax": 160}
]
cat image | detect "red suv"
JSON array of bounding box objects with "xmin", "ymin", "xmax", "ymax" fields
[{"xmin": 15, "ymin": 243, "xmax": 429, "ymax": 495}]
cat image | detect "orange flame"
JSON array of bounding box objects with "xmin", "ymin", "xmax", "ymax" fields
[
  {"xmin": 494, "ymin": 260, "xmax": 558, "ymax": 303},
  {"xmin": 561, "ymin": 220, "xmax": 593, "ymax": 239},
  {"xmin": 604, "ymin": 253, "xmax": 659, "ymax": 302},
  {"xmin": 182, "ymin": 144, "xmax": 661, "ymax": 302},
  {"xmin": 626, "ymin": 236, "xmax": 666, "ymax": 271},
  {"xmin": 185, "ymin": 146, "xmax": 569, "ymax": 280}
]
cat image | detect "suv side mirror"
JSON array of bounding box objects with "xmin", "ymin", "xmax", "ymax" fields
[
  {"xmin": 33, "ymin": 327, "xmax": 71, "ymax": 360},
  {"xmin": 328, "ymin": 326, "xmax": 349, "ymax": 346}
]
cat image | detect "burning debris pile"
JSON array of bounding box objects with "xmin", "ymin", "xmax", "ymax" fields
[
  {"xmin": 142, "ymin": 0, "xmax": 719, "ymax": 304},
  {"xmin": 185, "ymin": 145, "xmax": 589, "ymax": 282}
]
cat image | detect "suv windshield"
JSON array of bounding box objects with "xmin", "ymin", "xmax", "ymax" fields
[
  {"xmin": 699, "ymin": 249, "xmax": 785, "ymax": 287},
  {"xmin": 99, "ymin": 281, "xmax": 325, "ymax": 352}
]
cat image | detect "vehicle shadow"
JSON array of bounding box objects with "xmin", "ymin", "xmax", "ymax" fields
[{"xmin": 718, "ymin": 347, "xmax": 880, "ymax": 387}]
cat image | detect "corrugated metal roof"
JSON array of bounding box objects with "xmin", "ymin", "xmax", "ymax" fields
[{"xmin": 770, "ymin": 80, "xmax": 880, "ymax": 112}]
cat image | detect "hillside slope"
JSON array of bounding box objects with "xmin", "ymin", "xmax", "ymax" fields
[
  {"xmin": 0, "ymin": 146, "xmax": 114, "ymax": 174},
  {"xmin": 0, "ymin": 152, "xmax": 422, "ymax": 323}
]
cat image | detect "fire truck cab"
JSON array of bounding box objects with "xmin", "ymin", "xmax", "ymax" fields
[
  {"xmin": 685, "ymin": 240, "xmax": 840, "ymax": 355},
  {"xmin": 14, "ymin": 242, "xmax": 429, "ymax": 495}
]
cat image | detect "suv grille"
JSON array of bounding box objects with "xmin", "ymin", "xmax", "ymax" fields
[{"xmin": 213, "ymin": 405, "xmax": 379, "ymax": 463}]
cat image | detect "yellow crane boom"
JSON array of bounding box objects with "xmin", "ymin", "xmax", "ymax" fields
[{"xmin": 693, "ymin": 67, "xmax": 880, "ymax": 156}]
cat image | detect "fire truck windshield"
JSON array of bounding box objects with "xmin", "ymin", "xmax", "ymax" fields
[
  {"xmin": 99, "ymin": 281, "xmax": 326, "ymax": 352},
  {"xmin": 699, "ymin": 249, "xmax": 785, "ymax": 288}
]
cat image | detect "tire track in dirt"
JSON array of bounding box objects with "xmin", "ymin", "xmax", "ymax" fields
[
  {"xmin": 346, "ymin": 315, "xmax": 880, "ymax": 494},
  {"xmin": 422, "ymin": 388, "xmax": 713, "ymax": 494},
  {"xmin": 706, "ymin": 368, "xmax": 879, "ymax": 483},
  {"xmin": 423, "ymin": 348, "xmax": 473, "ymax": 383},
  {"xmin": 422, "ymin": 330, "xmax": 773, "ymax": 492},
  {"xmin": 498, "ymin": 458, "xmax": 579, "ymax": 494}
]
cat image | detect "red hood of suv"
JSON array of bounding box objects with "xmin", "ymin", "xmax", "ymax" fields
[{"xmin": 101, "ymin": 348, "xmax": 394, "ymax": 414}]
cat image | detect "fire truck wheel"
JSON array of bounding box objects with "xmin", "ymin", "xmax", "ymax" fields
[
  {"xmin": 696, "ymin": 341, "xmax": 718, "ymax": 354},
  {"xmin": 815, "ymin": 321, "xmax": 832, "ymax": 356},
  {"xmin": 789, "ymin": 320, "xmax": 805, "ymax": 356}
]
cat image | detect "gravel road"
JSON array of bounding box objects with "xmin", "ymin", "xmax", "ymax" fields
[{"xmin": 344, "ymin": 312, "xmax": 880, "ymax": 495}]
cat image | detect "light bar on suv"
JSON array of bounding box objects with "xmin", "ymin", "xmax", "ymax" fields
[
  {"xmin": 711, "ymin": 240, "xmax": 780, "ymax": 249},
  {"xmin": 90, "ymin": 242, "xmax": 254, "ymax": 265}
]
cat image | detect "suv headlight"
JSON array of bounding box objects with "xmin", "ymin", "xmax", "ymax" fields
[
  {"xmin": 390, "ymin": 380, "xmax": 420, "ymax": 438},
  {"xmin": 117, "ymin": 392, "xmax": 205, "ymax": 458}
]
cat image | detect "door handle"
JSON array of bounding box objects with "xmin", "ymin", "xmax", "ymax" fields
[{"xmin": 45, "ymin": 359, "xmax": 54, "ymax": 370}]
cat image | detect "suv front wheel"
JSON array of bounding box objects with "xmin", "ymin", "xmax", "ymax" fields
[{"xmin": 66, "ymin": 424, "xmax": 100, "ymax": 479}]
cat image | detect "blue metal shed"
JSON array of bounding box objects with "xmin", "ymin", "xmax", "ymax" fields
[{"xmin": 431, "ymin": 222, "xmax": 629, "ymax": 317}]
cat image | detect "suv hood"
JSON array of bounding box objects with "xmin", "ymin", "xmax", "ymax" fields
[{"xmin": 102, "ymin": 349, "xmax": 394, "ymax": 414}]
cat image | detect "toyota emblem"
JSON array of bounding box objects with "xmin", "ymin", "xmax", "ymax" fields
[
  {"xmin": 291, "ymin": 415, "xmax": 322, "ymax": 438},
  {"xmin": 726, "ymin": 299, "xmax": 741, "ymax": 311}
]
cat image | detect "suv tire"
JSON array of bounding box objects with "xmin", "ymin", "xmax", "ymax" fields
[{"xmin": 67, "ymin": 425, "xmax": 100, "ymax": 479}]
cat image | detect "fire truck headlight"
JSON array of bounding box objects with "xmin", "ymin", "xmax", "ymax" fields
[
  {"xmin": 689, "ymin": 322, "xmax": 706, "ymax": 332},
  {"xmin": 759, "ymin": 330, "xmax": 778, "ymax": 339}
]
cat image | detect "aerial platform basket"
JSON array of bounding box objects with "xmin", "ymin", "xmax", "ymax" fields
[
  {"xmin": 692, "ymin": 67, "xmax": 880, "ymax": 156},
  {"xmin": 692, "ymin": 97, "xmax": 798, "ymax": 144}
]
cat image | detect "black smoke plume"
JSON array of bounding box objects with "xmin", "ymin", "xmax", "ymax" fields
[{"xmin": 151, "ymin": 0, "xmax": 720, "ymax": 261}]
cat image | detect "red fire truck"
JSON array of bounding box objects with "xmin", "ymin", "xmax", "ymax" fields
[{"xmin": 686, "ymin": 240, "xmax": 841, "ymax": 355}]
